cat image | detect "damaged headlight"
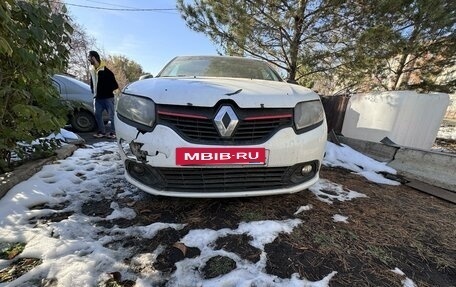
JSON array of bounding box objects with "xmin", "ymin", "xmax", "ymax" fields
[
  {"xmin": 294, "ymin": 100, "xmax": 325, "ymax": 132},
  {"xmin": 117, "ymin": 93, "xmax": 156, "ymax": 131}
]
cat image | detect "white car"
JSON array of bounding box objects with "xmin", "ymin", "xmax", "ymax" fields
[{"xmin": 115, "ymin": 56, "xmax": 327, "ymax": 198}]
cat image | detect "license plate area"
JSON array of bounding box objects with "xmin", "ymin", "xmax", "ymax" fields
[{"xmin": 176, "ymin": 147, "xmax": 266, "ymax": 166}]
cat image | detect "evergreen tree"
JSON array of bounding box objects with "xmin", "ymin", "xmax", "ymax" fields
[
  {"xmin": 337, "ymin": 0, "xmax": 456, "ymax": 92},
  {"xmin": 177, "ymin": 0, "xmax": 347, "ymax": 82}
]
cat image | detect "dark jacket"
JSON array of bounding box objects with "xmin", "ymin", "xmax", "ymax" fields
[{"xmin": 90, "ymin": 66, "xmax": 119, "ymax": 99}]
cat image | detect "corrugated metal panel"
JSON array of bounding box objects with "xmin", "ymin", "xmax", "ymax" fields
[{"xmin": 342, "ymin": 91, "xmax": 450, "ymax": 149}]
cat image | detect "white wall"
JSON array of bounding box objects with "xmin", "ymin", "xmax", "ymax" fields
[{"xmin": 342, "ymin": 91, "xmax": 450, "ymax": 150}]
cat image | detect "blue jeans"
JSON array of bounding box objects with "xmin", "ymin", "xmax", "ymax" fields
[{"xmin": 94, "ymin": 97, "xmax": 115, "ymax": 134}]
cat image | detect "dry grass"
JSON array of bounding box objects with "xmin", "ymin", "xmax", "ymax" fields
[{"xmin": 1, "ymin": 165, "xmax": 455, "ymax": 286}]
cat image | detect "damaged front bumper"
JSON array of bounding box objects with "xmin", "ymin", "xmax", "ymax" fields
[{"xmin": 116, "ymin": 116, "xmax": 326, "ymax": 198}]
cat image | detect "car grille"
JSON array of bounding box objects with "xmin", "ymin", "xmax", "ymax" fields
[
  {"xmin": 126, "ymin": 160, "xmax": 318, "ymax": 193},
  {"xmin": 156, "ymin": 104, "xmax": 293, "ymax": 145}
]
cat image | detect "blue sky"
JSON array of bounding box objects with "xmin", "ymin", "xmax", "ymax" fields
[{"xmin": 64, "ymin": 0, "xmax": 219, "ymax": 75}]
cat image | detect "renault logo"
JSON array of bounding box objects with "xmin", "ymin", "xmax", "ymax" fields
[{"xmin": 214, "ymin": 106, "xmax": 239, "ymax": 137}]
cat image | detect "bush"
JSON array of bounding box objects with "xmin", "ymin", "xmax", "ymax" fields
[{"xmin": 0, "ymin": 0, "xmax": 73, "ymax": 173}]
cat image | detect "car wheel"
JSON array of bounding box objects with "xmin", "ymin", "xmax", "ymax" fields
[{"xmin": 70, "ymin": 110, "xmax": 97, "ymax": 132}]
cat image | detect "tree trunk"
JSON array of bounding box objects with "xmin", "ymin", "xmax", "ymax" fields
[
  {"xmin": 288, "ymin": 0, "xmax": 306, "ymax": 81},
  {"xmin": 392, "ymin": 24, "xmax": 420, "ymax": 90},
  {"xmin": 392, "ymin": 53, "xmax": 409, "ymax": 90}
]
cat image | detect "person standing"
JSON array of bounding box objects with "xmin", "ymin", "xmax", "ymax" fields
[{"xmin": 88, "ymin": 50, "xmax": 119, "ymax": 139}]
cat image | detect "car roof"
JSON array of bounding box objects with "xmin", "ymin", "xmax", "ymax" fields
[{"xmin": 53, "ymin": 74, "xmax": 91, "ymax": 94}]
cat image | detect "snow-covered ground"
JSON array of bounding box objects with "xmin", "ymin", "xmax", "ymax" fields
[
  {"xmin": 4, "ymin": 125, "xmax": 455, "ymax": 286},
  {"xmin": 432, "ymin": 124, "xmax": 456, "ymax": 153},
  {"xmin": 436, "ymin": 125, "xmax": 456, "ymax": 141}
]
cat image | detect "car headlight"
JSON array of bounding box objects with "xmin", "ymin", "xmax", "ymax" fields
[
  {"xmin": 117, "ymin": 93, "xmax": 155, "ymax": 131},
  {"xmin": 294, "ymin": 100, "xmax": 325, "ymax": 132}
]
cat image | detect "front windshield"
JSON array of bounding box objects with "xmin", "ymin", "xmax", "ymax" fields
[{"xmin": 157, "ymin": 56, "xmax": 283, "ymax": 82}]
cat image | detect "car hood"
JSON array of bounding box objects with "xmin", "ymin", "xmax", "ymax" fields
[{"xmin": 123, "ymin": 77, "xmax": 320, "ymax": 108}]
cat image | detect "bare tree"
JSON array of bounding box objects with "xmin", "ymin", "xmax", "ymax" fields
[
  {"xmin": 66, "ymin": 22, "xmax": 98, "ymax": 82},
  {"xmin": 105, "ymin": 55, "xmax": 144, "ymax": 90}
]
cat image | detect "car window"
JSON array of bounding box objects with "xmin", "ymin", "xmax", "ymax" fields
[{"xmin": 157, "ymin": 56, "xmax": 283, "ymax": 81}]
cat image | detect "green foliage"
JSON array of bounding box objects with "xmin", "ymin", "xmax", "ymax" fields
[
  {"xmin": 178, "ymin": 0, "xmax": 455, "ymax": 94},
  {"xmin": 14, "ymin": 138, "xmax": 61, "ymax": 162},
  {"xmin": 177, "ymin": 0, "xmax": 345, "ymax": 81},
  {"xmin": 0, "ymin": 0, "xmax": 72, "ymax": 172},
  {"xmin": 0, "ymin": 242, "xmax": 26, "ymax": 260},
  {"xmin": 366, "ymin": 246, "xmax": 395, "ymax": 265},
  {"xmin": 239, "ymin": 211, "xmax": 265, "ymax": 222},
  {"xmin": 334, "ymin": 0, "xmax": 456, "ymax": 93},
  {"xmin": 202, "ymin": 256, "xmax": 237, "ymax": 279}
]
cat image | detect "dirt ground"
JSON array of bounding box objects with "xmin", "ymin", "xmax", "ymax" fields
[
  {"xmin": 433, "ymin": 138, "xmax": 456, "ymax": 154},
  {"xmin": 1, "ymin": 162, "xmax": 455, "ymax": 286},
  {"xmin": 1, "ymin": 136, "xmax": 456, "ymax": 286}
]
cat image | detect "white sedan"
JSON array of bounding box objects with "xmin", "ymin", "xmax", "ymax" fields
[{"xmin": 115, "ymin": 56, "xmax": 327, "ymax": 198}]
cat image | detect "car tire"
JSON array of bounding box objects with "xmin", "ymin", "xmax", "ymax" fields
[{"xmin": 70, "ymin": 110, "xmax": 97, "ymax": 132}]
